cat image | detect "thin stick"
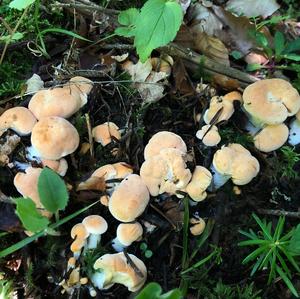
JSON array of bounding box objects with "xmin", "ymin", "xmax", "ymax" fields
[
  {"xmin": 257, "ymin": 208, "xmax": 300, "ymax": 219},
  {"xmin": 85, "ymin": 113, "xmax": 94, "ymax": 159},
  {"xmin": 150, "ymin": 203, "xmax": 177, "ymax": 230}
]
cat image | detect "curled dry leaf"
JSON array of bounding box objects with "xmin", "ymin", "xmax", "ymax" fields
[
  {"xmin": 0, "ymin": 134, "xmax": 21, "ymax": 166},
  {"xmin": 26, "ymin": 74, "xmax": 44, "ymax": 94},
  {"xmin": 226, "ymin": 0, "xmax": 280, "ymax": 18}
]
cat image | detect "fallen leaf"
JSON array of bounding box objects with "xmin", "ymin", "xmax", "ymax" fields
[
  {"xmin": 25, "ymin": 74, "xmax": 44, "ymax": 94},
  {"xmin": 226, "ymin": 0, "xmax": 280, "ymax": 18},
  {"xmin": 193, "ymin": 31, "xmax": 230, "ymax": 65},
  {"xmin": 211, "ymin": 74, "xmax": 240, "ymax": 91},
  {"xmin": 173, "ymin": 59, "xmax": 195, "ymax": 96},
  {"xmin": 0, "ymin": 134, "xmax": 21, "ymax": 166}
]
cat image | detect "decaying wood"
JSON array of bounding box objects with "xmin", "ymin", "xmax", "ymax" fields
[{"xmin": 257, "ymin": 208, "xmax": 300, "ymax": 219}]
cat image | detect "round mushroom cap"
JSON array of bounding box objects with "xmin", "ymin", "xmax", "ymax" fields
[
  {"xmin": 0, "ymin": 107, "xmax": 37, "ymax": 137},
  {"xmin": 112, "ymin": 162, "xmax": 133, "ymax": 178},
  {"xmin": 185, "ymin": 166, "xmax": 212, "ymax": 201},
  {"xmin": 28, "ymin": 87, "xmax": 82, "ymax": 119},
  {"xmin": 109, "ymin": 174, "xmax": 150, "ymax": 222},
  {"xmin": 41, "ymin": 158, "xmax": 68, "ymax": 176},
  {"xmin": 190, "ymin": 217, "xmax": 206, "ymax": 236},
  {"xmin": 92, "ymin": 122, "xmax": 121, "ymax": 146},
  {"xmin": 116, "ymin": 222, "xmax": 143, "ymax": 246},
  {"xmin": 231, "ymin": 154, "xmax": 260, "ymax": 185},
  {"xmin": 144, "ymin": 131, "xmax": 187, "ymax": 160},
  {"xmin": 140, "ymin": 148, "xmax": 192, "ymax": 196},
  {"xmin": 92, "ymin": 164, "xmax": 117, "ymax": 180},
  {"xmin": 254, "ymin": 124, "xmax": 289, "ymax": 152},
  {"xmin": 31, "ymin": 116, "xmax": 80, "ymax": 160},
  {"xmin": 203, "ymin": 96, "xmax": 234, "ymax": 124},
  {"xmin": 70, "ymin": 238, "xmax": 86, "ymax": 253},
  {"xmin": 151, "ymin": 55, "xmax": 173, "ymax": 75},
  {"xmin": 212, "ymin": 146, "xmax": 235, "ymax": 175},
  {"xmin": 71, "ymin": 223, "xmax": 89, "ymax": 239},
  {"xmin": 223, "ymin": 91, "xmax": 242, "ymax": 103},
  {"xmin": 196, "ymin": 125, "xmax": 221, "ymax": 146},
  {"xmin": 13, "ymin": 167, "xmax": 51, "ymax": 218},
  {"xmin": 69, "ymin": 76, "xmax": 93, "ymax": 96},
  {"xmin": 94, "ymin": 252, "xmax": 147, "ymax": 292},
  {"xmin": 82, "ymin": 215, "xmax": 108, "ymax": 235},
  {"xmin": 243, "ymin": 79, "xmax": 300, "ymax": 126}
]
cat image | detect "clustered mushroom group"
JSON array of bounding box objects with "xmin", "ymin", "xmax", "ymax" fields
[{"xmin": 3, "ymin": 65, "xmax": 300, "ymax": 297}]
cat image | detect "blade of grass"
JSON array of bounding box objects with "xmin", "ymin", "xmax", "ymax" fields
[
  {"xmin": 252, "ymin": 214, "xmax": 272, "ymax": 240},
  {"xmin": 242, "ymin": 245, "xmax": 269, "ymax": 264},
  {"xmin": 276, "ymin": 266, "xmax": 299, "ymax": 298}
]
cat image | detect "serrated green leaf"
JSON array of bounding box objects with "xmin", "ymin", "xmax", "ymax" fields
[
  {"xmin": 115, "ymin": 8, "xmax": 139, "ymax": 37},
  {"xmin": 134, "ymin": 0, "xmax": 183, "ymax": 62},
  {"xmin": 274, "ymin": 31, "xmax": 285, "ymax": 57},
  {"xmin": 9, "ymin": 0, "xmax": 36, "ymax": 10},
  {"xmin": 38, "ymin": 168, "xmax": 68, "ymax": 213},
  {"xmin": 15, "ymin": 197, "xmax": 49, "ymax": 232}
]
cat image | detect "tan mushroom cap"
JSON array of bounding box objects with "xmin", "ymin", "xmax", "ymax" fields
[
  {"xmin": 82, "ymin": 215, "xmax": 108, "ymax": 235},
  {"xmin": 92, "ymin": 122, "xmax": 121, "ymax": 146},
  {"xmin": 31, "ymin": 116, "xmax": 80, "ymax": 160},
  {"xmin": 69, "ymin": 76, "xmax": 93, "ymax": 97},
  {"xmin": 41, "ymin": 158, "xmax": 68, "ymax": 176},
  {"xmin": 151, "ymin": 55, "xmax": 173, "ymax": 75},
  {"xmin": 243, "ymin": 78, "xmax": 300, "ymax": 126},
  {"xmin": 196, "ymin": 125, "xmax": 221, "ymax": 146},
  {"xmin": 190, "ymin": 218, "xmax": 206, "ymax": 236},
  {"xmin": 144, "ymin": 131, "xmax": 187, "ymax": 160},
  {"xmin": 254, "ymin": 124, "xmax": 289, "ymax": 152},
  {"xmin": 203, "ymin": 96, "xmax": 235, "ymax": 124},
  {"xmin": 223, "ymin": 91, "xmax": 242, "ymax": 103},
  {"xmin": 185, "ymin": 166, "xmax": 212, "ymax": 202},
  {"xmin": 28, "ymin": 87, "xmax": 82, "ymax": 120},
  {"xmin": 70, "ymin": 238, "xmax": 85, "ymax": 253},
  {"xmin": 140, "ymin": 148, "xmax": 192, "ymax": 196},
  {"xmin": 92, "ymin": 164, "xmax": 117, "ymax": 180},
  {"xmin": 71, "ymin": 223, "xmax": 89, "ymax": 240},
  {"xmin": 94, "ymin": 252, "xmax": 147, "ymax": 292},
  {"xmin": 213, "ymin": 147, "xmax": 235, "ymax": 175},
  {"xmin": 116, "ymin": 222, "xmax": 143, "ymax": 246},
  {"xmin": 109, "ymin": 174, "xmax": 150, "ymax": 222},
  {"xmin": 231, "ymin": 154, "xmax": 260, "ymax": 185},
  {"xmin": 0, "ymin": 107, "xmax": 37, "ymax": 137},
  {"xmin": 112, "ymin": 162, "xmax": 133, "ymax": 178},
  {"xmin": 13, "ymin": 167, "xmax": 51, "ymax": 218}
]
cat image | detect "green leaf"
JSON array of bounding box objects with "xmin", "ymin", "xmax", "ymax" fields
[
  {"xmin": 230, "ymin": 50, "xmax": 243, "ymax": 60},
  {"xmin": 115, "ymin": 8, "xmax": 139, "ymax": 37},
  {"xmin": 14, "ymin": 197, "xmax": 49, "ymax": 233},
  {"xmin": 134, "ymin": 0, "xmax": 183, "ymax": 62},
  {"xmin": 283, "ymin": 54, "xmax": 300, "ymax": 61},
  {"xmin": 38, "ymin": 168, "xmax": 68, "ymax": 213},
  {"xmin": 252, "ymin": 214, "xmax": 272, "ymax": 240},
  {"xmin": 135, "ymin": 282, "xmax": 182, "ymax": 299},
  {"xmin": 284, "ymin": 38, "xmax": 300, "ymax": 54},
  {"xmin": 0, "ymin": 32, "xmax": 24, "ymax": 43},
  {"xmin": 276, "ymin": 266, "xmax": 299, "ymax": 298},
  {"xmin": 246, "ymin": 63, "xmax": 262, "ymax": 72},
  {"xmin": 274, "ymin": 31, "xmax": 285, "ymax": 57},
  {"xmin": 289, "ymin": 224, "xmax": 300, "ymax": 255},
  {"xmin": 9, "ymin": 0, "xmax": 36, "ymax": 10}
]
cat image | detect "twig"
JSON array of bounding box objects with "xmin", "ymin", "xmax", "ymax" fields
[
  {"xmin": 257, "ymin": 208, "xmax": 300, "ymax": 219},
  {"xmin": 85, "ymin": 113, "xmax": 94, "ymax": 159},
  {"xmin": 150, "ymin": 203, "xmax": 177, "ymax": 230}
]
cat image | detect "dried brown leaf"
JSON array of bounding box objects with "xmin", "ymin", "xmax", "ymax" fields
[{"xmin": 173, "ymin": 59, "xmax": 195, "ymax": 96}]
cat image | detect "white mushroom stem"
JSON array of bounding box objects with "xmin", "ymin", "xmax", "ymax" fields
[
  {"xmin": 289, "ymin": 118, "xmax": 300, "ymax": 146},
  {"xmin": 13, "ymin": 161, "xmax": 30, "ymax": 171},
  {"xmin": 26, "ymin": 145, "xmax": 42, "ymax": 162},
  {"xmin": 209, "ymin": 164, "xmax": 231, "ymax": 191},
  {"xmin": 244, "ymin": 120, "xmax": 261, "ymax": 135},
  {"xmin": 91, "ymin": 272, "xmax": 106, "ymax": 289},
  {"xmin": 88, "ymin": 285, "xmax": 97, "ymax": 297},
  {"xmin": 111, "ymin": 237, "xmax": 126, "ymax": 252},
  {"xmin": 87, "ymin": 234, "xmax": 101, "ymax": 249}
]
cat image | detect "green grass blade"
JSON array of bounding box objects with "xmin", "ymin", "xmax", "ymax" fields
[
  {"xmin": 0, "ymin": 201, "xmax": 98, "ymax": 258},
  {"xmin": 268, "ymin": 250, "xmax": 277, "ymax": 284},
  {"xmin": 39, "ymin": 28, "xmax": 91, "ymax": 42},
  {"xmin": 252, "ymin": 214, "xmax": 272, "ymax": 240},
  {"xmin": 238, "ymin": 239, "xmax": 269, "ymax": 246},
  {"xmin": 250, "ymin": 254, "xmax": 264, "ymax": 276},
  {"xmin": 242, "ymin": 245, "xmax": 269, "ymax": 264},
  {"xmin": 276, "ymin": 250, "xmax": 292, "ymax": 278},
  {"xmin": 278, "ymin": 245, "xmax": 300, "ymax": 272},
  {"xmin": 258, "ymin": 248, "xmax": 274, "ymax": 271},
  {"xmin": 274, "ymin": 216, "xmax": 285, "ymax": 241},
  {"xmin": 239, "ymin": 230, "xmax": 258, "ymax": 240},
  {"xmin": 276, "ymin": 266, "xmax": 299, "ymax": 298}
]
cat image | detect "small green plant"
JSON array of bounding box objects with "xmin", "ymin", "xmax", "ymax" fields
[
  {"xmin": 0, "ymin": 274, "xmax": 13, "ymax": 299},
  {"xmin": 115, "ymin": 0, "xmax": 183, "ymax": 62},
  {"xmin": 140, "ymin": 242, "xmax": 153, "ymax": 258},
  {"xmin": 135, "ymin": 282, "xmax": 182, "ymax": 299},
  {"xmin": 239, "ymin": 213, "xmax": 300, "ymax": 297}
]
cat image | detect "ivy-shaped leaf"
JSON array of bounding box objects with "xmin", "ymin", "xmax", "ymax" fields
[
  {"xmin": 38, "ymin": 168, "xmax": 69, "ymax": 213},
  {"xmin": 15, "ymin": 197, "xmax": 49, "ymax": 232},
  {"xmin": 134, "ymin": 0, "xmax": 183, "ymax": 62},
  {"xmin": 115, "ymin": 8, "xmax": 139, "ymax": 37},
  {"xmin": 135, "ymin": 282, "xmax": 182, "ymax": 299},
  {"xmin": 9, "ymin": 0, "xmax": 36, "ymax": 10}
]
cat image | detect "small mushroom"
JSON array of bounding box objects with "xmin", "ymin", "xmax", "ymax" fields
[
  {"xmin": 254, "ymin": 124, "xmax": 289, "ymax": 152},
  {"xmin": 0, "ymin": 107, "xmax": 37, "ymax": 137},
  {"xmin": 70, "ymin": 238, "xmax": 86, "ymax": 260},
  {"xmin": 31, "ymin": 116, "xmax": 80, "ymax": 160},
  {"xmin": 82, "ymin": 215, "xmax": 108, "ymax": 249},
  {"xmin": 196, "ymin": 125, "xmax": 221, "ymax": 146},
  {"xmin": 190, "ymin": 217, "xmax": 206, "ymax": 236},
  {"xmin": 93, "ymin": 252, "xmax": 147, "ymax": 292},
  {"xmin": 92, "ymin": 122, "xmax": 121, "ymax": 147},
  {"xmin": 41, "ymin": 158, "xmax": 68, "ymax": 176},
  {"xmin": 71, "ymin": 223, "xmax": 89, "ymax": 240},
  {"xmin": 112, "ymin": 222, "xmax": 143, "ymax": 252},
  {"xmin": 109, "ymin": 174, "xmax": 150, "ymax": 222},
  {"xmin": 144, "ymin": 131, "xmax": 187, "ymax": 160}
]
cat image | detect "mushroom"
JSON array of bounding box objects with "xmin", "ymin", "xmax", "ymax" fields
[
  {"xmin": 13, "ymin": 167, "xmax": 51, "ymax": 218},
  {"xmin": 289, "ymin": 110, "xmax": 300, "ymax": 146},
  {"xmin": 140, "ymin": 148, "xmax": 191, "ymax": 197},
  {"xmin": 41, "ymin": 158, "xmax": 68, "ymax": 176},
  {"xmin": 211, "ymin": 144, "xmax": 260, "ymax": 189},
  {"xmin": 93, "ymin": 252, "xmax": 147, "ymax": 292},
  {"xmin": 254, "ymin": 124, "xmax": 289, "ymax": 152},
  {"xmin": 68, "ymin": 76, "xmax": 93, "ymax": 104},
  {"xmin": 190, "ymin": 217, "xmax": 206, "ymax": 236},
  {"xmin": 112, "ymin": 222, "xmax": 143, "ymax": 252},
  {"xmin": 144, "ymin": 131, "xmax": 187, "ymax": 160},
  {"xmin": 31, "ymin": 116, "xmax": 80, "ymax": 160},
  {"xmin": 71, "ymin": 223, "xmax": 89, "ymax": 240},
  {"xmin": 151, "ymin": 55, "xmax": 173, "ymax": 76},
  {"xmin": 196, "ymin": 125, "xmax": 221, "ymax": 146},
  {"xmin": 0, "ymin": 107, "xmax": 37, "ymax": 137},
  {"xmin": 82, "ymin": 215, "xmax": 108, "ymax": 249},
  {"xmin": 70, "ymin": 238, "xmax": 86, "ymax": 260},
  {"xmin": 92, "ymin": 122, "xmax": 121, "ymax": 147},
  {"xmin": 185, "ymin": 166, "xmax": 212, "ymax": 202},
  {"xmin": 109, "ymin": 174, "xmax": 150, "ymax": 222},
  {"xmin": 243, "ymin": 78, "xmax": 300, "ymax": 127}
]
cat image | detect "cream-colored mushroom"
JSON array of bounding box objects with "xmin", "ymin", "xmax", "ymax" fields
[
  {"xmin": 92, "ymin": 122, "xmax": 121, "ymax": 146},
  {"xmin": 196, "ymin": 125, "xmax": 221, "ymax": 146}
]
